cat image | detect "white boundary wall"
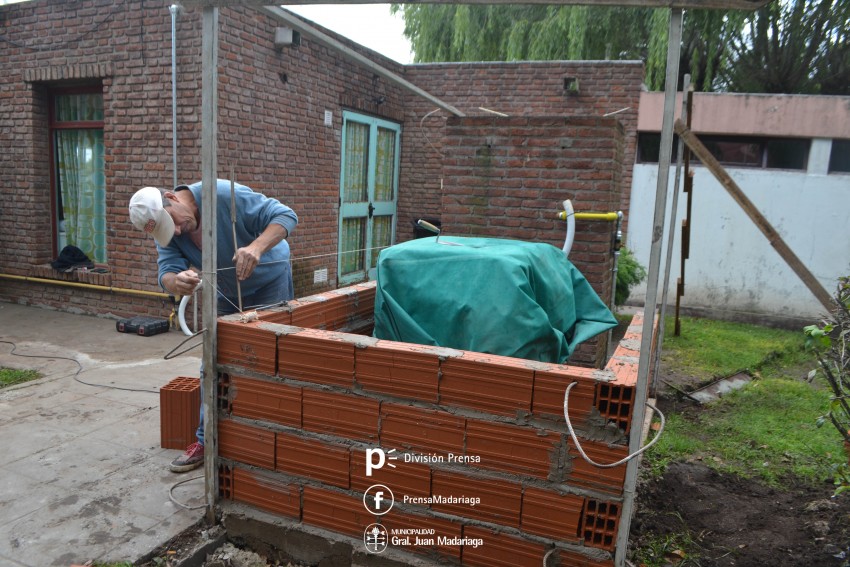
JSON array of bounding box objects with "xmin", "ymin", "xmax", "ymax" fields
[{"xmin": 627, "ymin": 140, "xmax": 850, "ymax": 327}]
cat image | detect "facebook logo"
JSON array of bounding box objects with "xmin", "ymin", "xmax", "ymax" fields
[{"xmin": 363, "ymin": 484, "xmax": 394, "ymax": 515}]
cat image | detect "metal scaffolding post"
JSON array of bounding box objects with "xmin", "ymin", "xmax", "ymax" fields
[
  {"xmin": 200, "ymin": 5, "xmax": 220, "ymax": 526},
  {"xmin": 614, "ymin": 7, "xmax": 683, "ymax": 566}
]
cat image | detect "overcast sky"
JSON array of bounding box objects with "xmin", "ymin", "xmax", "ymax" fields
[{"xmin": 283, "ymin": 4, "xmax": 413, "ymax": 64}]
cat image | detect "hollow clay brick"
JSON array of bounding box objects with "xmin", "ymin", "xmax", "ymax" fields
[
  {"xmin": 465, "ymin": 419, "xmax": 562, "ymax": 479},
  {"xmin": 520, "ymin": 487, "xmax": 583, "ymax": 541},
  {"xmin": 430, "ymin": 470, "xmax": 522, "ymax": 527},
  {"xmin": 354, "ymin": 340, "xmax": 440, "ymax": 402},
  {"xmin": 379, "ymin": 403, "xmax": 465, "ymax": 456},
  {"xmin": 160, "ymin": 376, "xmax": 199, "ymax": 450},
  {"xmin": 301, "ymin": 388, "xmax": 379, "ymax": 441},
  {"xmin": 461, "ymin": 526, "xmax": 547, "ymax": 567},
  {"xmin": 229, "ymin": 466, "xmax": 300, "ymax": 519},
  {"xmin": 229, "ymin": 374, "xmax": 301, "ymax": 427},
  {"xmin": 279, "ymin": 328, "xmax": 355, "ymax": 387},
  {"xmin": 217, "ymin": 319, "xmax": 278, "ymax": 376},
  {"xmin": 218, "ymin": 418, "xmax": 276, "ymax": 470},
  {"xmin": 302, "ymin": 485, "xmax": 371, "ymax": 538},
  {"xmin": 276, "ymin": 431, "xmax": 350, "ymax": 489},
  {"xmin": 440, "ymin": 352, "xmax": 534, "ymax": 416},
  {"xmin": 567, "ymin": 438, "xmax": 629, "ymax": 494}
]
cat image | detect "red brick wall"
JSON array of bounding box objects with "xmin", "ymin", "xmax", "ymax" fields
[
  {"xmin": 210, "ymin": 283, "xmax": 653, "ymax": 566},
  {"xmin": 398, "ymin": 62, "xmax": 643, "ymax": 242},
  {"xmin": 0, "ymin": 1, "xmax": 406, "ymax": 317},
  {"xmin": 0, "ymin": 1, "xmax": 643, "ymax": 329},
  {"xmin": 438, "ymin": 116, "xmax": 624, "ymax": 366}
]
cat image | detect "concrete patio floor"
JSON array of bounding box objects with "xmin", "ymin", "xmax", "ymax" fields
[{"xmin": 0, "ymin": 301, "xmax": 206, "ymax": 567}]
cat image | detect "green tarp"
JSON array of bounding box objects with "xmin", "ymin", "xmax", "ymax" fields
[{"xmin": 373, "ymin": 236, "xmax": 618, "ymax": 363}]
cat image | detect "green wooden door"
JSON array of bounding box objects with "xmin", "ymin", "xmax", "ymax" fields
[{"xmin": 338, "ymin": 112, "xmax": 400, "ymax": 284}]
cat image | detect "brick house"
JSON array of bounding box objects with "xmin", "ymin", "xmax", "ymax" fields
[
  {"xmin": 0, "ymin": 3, "xmax": 650, "ymax": 564},
  {"xmin": 0, "ymin": 0, "xmax": 642, "ymax": 347}
]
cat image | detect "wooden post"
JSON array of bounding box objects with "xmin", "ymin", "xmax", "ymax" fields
[{"xmin": 673, "ymin": 119, "xmax": 833, "ymax": 312}]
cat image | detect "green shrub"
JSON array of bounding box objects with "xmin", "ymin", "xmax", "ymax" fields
[{"xmin": 616, "ymin": 246, "xmax": 647, "ymax": 306}]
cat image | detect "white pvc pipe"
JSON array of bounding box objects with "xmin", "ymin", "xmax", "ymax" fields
[{"xmin": 562, "ymin": 199, "xmax": 576, "ymax": 258}]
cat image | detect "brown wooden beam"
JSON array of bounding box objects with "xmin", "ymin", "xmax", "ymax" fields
[
  {"xmin": 674, "ymin": 119, "xmax": 834, "ymax": 312},
  {"xmin": 181, "ymin": 0, "xmax": 772, "ymax": 10}
]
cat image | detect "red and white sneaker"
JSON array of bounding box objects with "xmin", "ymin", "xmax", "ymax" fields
[{"xmin": 169, "ymin": 442, "xmax": 204, "ymax": 473}]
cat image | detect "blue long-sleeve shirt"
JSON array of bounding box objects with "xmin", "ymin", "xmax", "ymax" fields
[{"xmin": 155, "ymin": 179, "xmax": 298, "ymax": 302}]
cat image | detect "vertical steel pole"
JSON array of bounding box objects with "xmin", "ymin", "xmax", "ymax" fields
[
  {"xmin": 170, "ymin": 4, "xmax": 179, "ymax": 189},
  {"xmin": 651, "ymin": 73, "xmax": 691, "ymax": 395},
  {"xmin": 614, "ymin": 8, "xmax": 683, "ymax": 566},
  {"xmin": 201, "ymin": 6, "xmax": 219, "ymax": 526}
]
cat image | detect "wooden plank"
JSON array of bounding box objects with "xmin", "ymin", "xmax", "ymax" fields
[
  {"xmin": 183, "ymin": 0, "xmax": 772, "ymax": 9},
  {"xmin": 674, "ymin": 119, "xmax": 834, "ymax": 312}
]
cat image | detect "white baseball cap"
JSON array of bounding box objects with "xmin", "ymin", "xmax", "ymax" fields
[{"xmin": 129, "ymin": 187, "xmax": 175, "ymax": 247}]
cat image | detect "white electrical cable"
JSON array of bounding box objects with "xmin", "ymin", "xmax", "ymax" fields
[
  {"xmin": 169, "ymin": 474, "xmax": 205, "ymax": 510},
  {"xmin": 563, "ymin": 381, "xmax": 665, "ymax": 468}
]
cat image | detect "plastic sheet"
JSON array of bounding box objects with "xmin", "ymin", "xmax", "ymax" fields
[{"xmin": 373, "ymin": 236, "xmax": 618, "ymax": 363}]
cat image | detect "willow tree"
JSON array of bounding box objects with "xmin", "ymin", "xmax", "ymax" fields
[
  {"xmin": 392, "ymin": 1, "xmax": 848, "ymax": 93},
  {"xmin": 720, "ymin": 0, "xmax": 849, "ymax": 94}
]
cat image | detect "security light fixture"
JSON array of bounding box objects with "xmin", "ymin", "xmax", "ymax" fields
[{"xmin": 274, "ymin": 26, "xmax": 301, "ymax": 49}]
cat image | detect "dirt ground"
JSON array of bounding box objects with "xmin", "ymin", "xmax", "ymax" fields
[{"xmin": 628, "ymin": 385, "xmax": 850, "ymax": 567}]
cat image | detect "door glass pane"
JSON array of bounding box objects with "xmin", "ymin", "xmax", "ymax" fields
[
  {"xmin": 343, "ymin": 122, "xmax": 369, "ymax": 203},
  {"xmin": 341, "ymin": 217, "xmax": 366, "ymax": 275},
  {"xmin": 370, "ymin": 215, "xmax": 393, "ymax": 269},
  {"xmin": 55, "ymin": 93, "xmax": 104, "ymax": 121},
  {"xmin": 374, "ymin": 127, "xmax": 396, "ymax": 202},
  {"xmin": 56, "ymin": 128, "xmax": 106, "ymax": 263}
]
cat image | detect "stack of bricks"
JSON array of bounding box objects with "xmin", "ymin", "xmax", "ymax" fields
[{"xmin": 215, "ymin": 281, "xmax": 651, "ymax": 567}]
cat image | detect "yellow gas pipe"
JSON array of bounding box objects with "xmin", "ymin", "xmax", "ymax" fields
[
  {"xmin": 0, "ymin": 273, "xmax": 170, "ymax": 298},
  {"xmin": 0, "ymin": 273, "xmax": 178, "ymax": 325},
  {"xmin": 558, "ymin": 211, "xmax": 620, "ymax": 222}
]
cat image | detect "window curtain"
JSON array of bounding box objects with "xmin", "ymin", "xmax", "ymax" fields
[
  {"xmin": 374, "ymin": 127, "xmax": 395, "ymax": 202},
  {"xmin": 370, "ymin": 128, "xmax": 396, "ymax": 268},
  {"xmin": 343, "ymin": 122, "xmax": 369, "ymax": 204},
  {"xmin": 341, "ymin": 218, "xmax": 365, "ymax": 274},
  {"xmin": 55, "ymin": 92, "xmax": 105, "ymax": 264},
  {"xmin": 56, "ymin": 129, "xmax": 106, "ymax": 263},
  {"xmin": 340, "ymin": 122, "xmax": 370, "ymax": 275},
  {"xmin": 371, "ymin": 216, "xmax": 392, "ymax": 269}
]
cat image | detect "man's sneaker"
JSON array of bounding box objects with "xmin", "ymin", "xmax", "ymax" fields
[{"xmin": 170, "ymin": 442, "xmax": 204, "ymax": 473}]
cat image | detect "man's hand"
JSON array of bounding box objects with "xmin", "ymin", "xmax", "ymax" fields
[
  {"xmin": 163, "ymin": 270, "xmax": 201, "ymax": 296},
  {"xmin": 233, "ymin": 245, "xmax": 262, "ymax": 281},
  {"xmin": 233, "ymin": 224, "xmax": 288, "ymax": 281}
]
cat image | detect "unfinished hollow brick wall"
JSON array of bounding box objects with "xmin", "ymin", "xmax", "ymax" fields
[{"xmin": 212, "ymin": 282, "xmax": 654, "ymax": 567}]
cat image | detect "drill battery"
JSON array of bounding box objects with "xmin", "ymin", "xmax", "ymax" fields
[{"xmin": 116, "ymin": 316, "xmax": 169, "ymax": 336}]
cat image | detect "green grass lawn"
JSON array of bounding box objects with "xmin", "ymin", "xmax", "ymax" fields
[
  {"xmin": 647, "ymin": 316, "xmax": 847, "ymax": 488},
  {"xmin": 0, "ymin": 367, "xmax": 41, "ymax": 389},
  {"xmin": 659, "ymin": 315, "xmax": 812, "ymax": 380}
]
